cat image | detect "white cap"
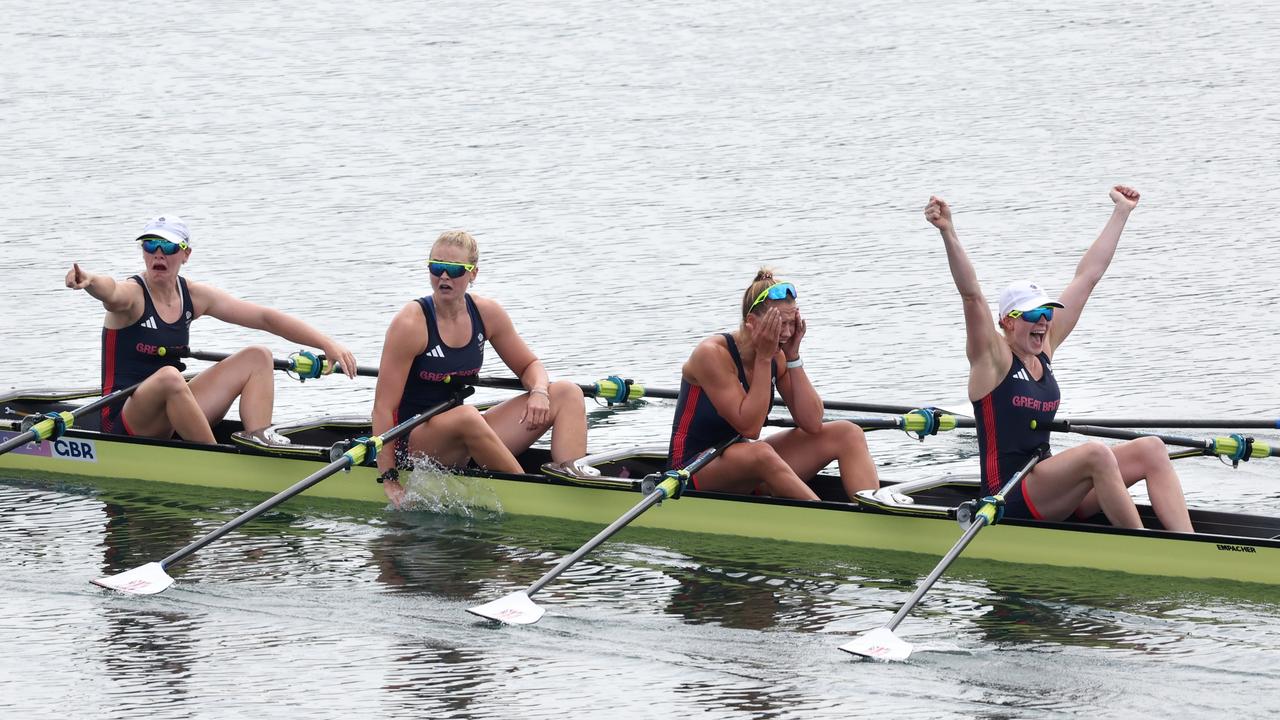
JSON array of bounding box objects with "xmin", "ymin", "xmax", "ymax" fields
[
  {"xmin": 136, "ymin": 215, "xmax": 191, "ymax": 246},
  {"xmin": 998, "ymin": 280, "xmax": 1064, "ymax": 317}
]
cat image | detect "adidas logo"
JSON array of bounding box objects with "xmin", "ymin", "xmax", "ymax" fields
[
  {"xmin": 141, "ymin": 316, "xmax": 158, "ymax": 330},
  {"xmin": 1013, "ymin": 368, "xmax": 1033, "ymax": 382},
  {"xmin": 427, "ymin": 345, "xmax": 445, "ymax": 358}
]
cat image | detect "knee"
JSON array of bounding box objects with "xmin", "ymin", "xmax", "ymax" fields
[
  {"xmin": 1134, "ymin": 435, "xmax": 1168, "ymax": 462},
  {"xmin": 549, "ymin": 380, "xmax": 584, "ymax": 406},
  {"xmin": 149, "ymin": 366, "xmax": 189, "ymax": 393},
  {"xmin": 830, "ymin": 420, "xmax": 867, "ymax": 447},
  {"xmin": 1081, "ymin": 441, "xmax": 1121, "ymax": 473},
  {"xmin": 743, "ymin": 441, "xmax": 787, "ymax": 471},
  {"xmin": 243, "ymin": 345, "xmax": 273, "ymax": 368}
]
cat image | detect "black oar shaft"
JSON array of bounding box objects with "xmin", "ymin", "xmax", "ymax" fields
[
  {"xmin": 191, "ymin": 349, "xmax": 946, "ymax": 418},
  {"xmin": 158, "ymin": 393, "xmax": 467, "ymax": 571},
  {"xmin": 884, "ymin": 452, "xmax": 1042, "ymax": 632},
  {"xmin": 524, "ymin": 434, "xmax": 740, "ymax": 598},
  {"xmin": 1058, "ymin": 417, "xmax": 1280, "ymax": 430}
]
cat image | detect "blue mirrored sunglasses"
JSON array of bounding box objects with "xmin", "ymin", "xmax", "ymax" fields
[
  {"xmin": 428, "ymin": 259, "xmax": 476, "ymax": 278},
  {"xmin": 139, "ymin": 237, "xmax": 189, "ymax": 255},
  {"xmin": 748, "ymin": 282, "xmax": 798, "ymax": 313},
  {"xmin": 1008, "ymin": 306, "xmax": 1054, "ymax": 322}
]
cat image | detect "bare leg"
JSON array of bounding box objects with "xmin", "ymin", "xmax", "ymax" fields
[
  {"xmin": 120, "ymin": 366, "xmax": 215, "ymax": 443},
  {"xmin": 1074, "ymin": 436, "xmax": 1193, "ymax": 532},
  {"xmin": 186, "ymin": 346, "xmax": 275, "ymax": 431},
  {"xmin": 403, "ymin": 404, "xmax": 523, "ymax": 473},
  {"xmin": 692, "ymin": 440, "xmax": 819, "ymax": 500},
  {"xmin": 481, "ymin": 381, "xmax": 587, "ymax": 463},
  {"xmin": 1022, "ymin": 442, "xmax": 1143, "ymax": 528},
  {"xmin": 765, "ymin": 420, "xmax": 879, "ymax": 499}
]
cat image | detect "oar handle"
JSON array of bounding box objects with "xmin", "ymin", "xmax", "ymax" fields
[
  {"xmin": 524, "ymin": 435, "xmax": 741, "ymax": 599},
  {"xmin": 157, "ymin": 390, "xmax": 471, "ymax": 571}
]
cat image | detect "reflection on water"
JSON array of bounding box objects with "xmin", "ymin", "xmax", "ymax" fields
[{"xmin": 3, "ymin": 476, "xmax": 1280, "ymax": 718}]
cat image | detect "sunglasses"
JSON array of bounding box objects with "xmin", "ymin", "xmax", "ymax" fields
[
  {"xmin": 428, "ymin": 259, "xmax": 477, "ymax": 278},
  {"xmin": 139, "ymin": 237, "xmax": 189, "ymax": 255},
  {"xmin": 748, "ymin": 282, "xmax": 798, "ymax": 313},
  {"xmin": 1008, "ymin": 306, "xmax": 1054, "ymax": 323}
]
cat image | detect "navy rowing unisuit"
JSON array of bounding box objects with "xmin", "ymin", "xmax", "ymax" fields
[
  {"xmin": 667, "ymin": 333, "xmax": 775, "ymax": 487},
  {"xmin": 972, "ymin": 351, "xmax": 1059, "ymax": 519},
  {"xmin": 100, "ymin": 276, "xmax": 193, "ymax": 435},
  {"xmin": 396, "ymin": 294, "xmax": 486, "ymax": 422}
]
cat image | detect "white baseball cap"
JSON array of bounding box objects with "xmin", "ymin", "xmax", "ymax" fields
[
  {"xmin": 998, "ymin": 280, "xmax": 1064, "ymax": 317},
  {"xmin": 136, "ymin": 215, "xmax": 191, "ymax": 246}
]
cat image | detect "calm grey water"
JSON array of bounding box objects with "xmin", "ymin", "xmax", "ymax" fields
[{"xmin": 3, "ymin": 0, "xmax": 1280, "ymax": 717}]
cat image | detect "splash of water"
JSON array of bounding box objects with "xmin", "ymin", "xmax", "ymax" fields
[{"xmin": 394, "ymin": 457, "xmax": 504, "ymax": 519}]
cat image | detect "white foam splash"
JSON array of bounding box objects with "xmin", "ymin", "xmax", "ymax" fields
[{"xmin": 394, "ymin": 457, "xmax": 504, "ymax": 519}]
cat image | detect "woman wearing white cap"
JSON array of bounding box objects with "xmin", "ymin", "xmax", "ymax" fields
[
  {"xmin": 65, "ymin": 215, "xmax": 358, "ymax": 443},
  {"xmin": 926, "ymin": 187, "xmax": 1193, "ymax": 532}
]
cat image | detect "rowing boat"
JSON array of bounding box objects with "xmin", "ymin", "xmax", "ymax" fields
[{"xmin": 3, "ymin": 386, "xmax": 1278, "ymax": 585}]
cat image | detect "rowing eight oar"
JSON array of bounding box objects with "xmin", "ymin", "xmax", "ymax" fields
[
  {"xmin": 91, "ymin": 388, "xmax": 472, "ymax": 595},
  {"xmin": 839, "ymin": 448, "xmax": 1046, "ymax": 662},
  {"xmin": 1037, "ymin": 420, "xmax": 1280, "ymax": 464},
  {"xmin": 187, "ymin": 349, "xmax": 941, "ymax": 417},
  {"xmin": 0, "ymin": 381, "xmax": 144, "ymax": 457},
  {"xmin": 467, "ymin": 434, "xmax": 742, "ymax": 625}
]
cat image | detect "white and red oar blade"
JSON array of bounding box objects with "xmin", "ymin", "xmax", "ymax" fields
[
  {"xmin": 91, "ymin": 562, "xmax": 174, "ymax": 595},
  {"xmin": 467, "ymin": 591, "xmax": 545, "ymax": 625},
  {"xmin": 839, "ymin": 626, "xmax": 913, "ymax": 662}
]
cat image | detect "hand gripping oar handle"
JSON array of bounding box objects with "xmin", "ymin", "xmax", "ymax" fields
[
  {"xmin": 0, "ymin": 382, "xmax": 144, "ymax": 456},
  {"xmin": 522, "ymin": 434, "xmax": 741, "ymax": 599},
  {"xmin": 91, "ymin": 387, "xmax": 472, "ymax": 594},
  {"xmin": 1037, "ymin": 420, "xmax": 1278, "ymax": 463}
]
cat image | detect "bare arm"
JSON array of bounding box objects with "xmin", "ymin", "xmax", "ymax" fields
[
  {"xmin": 926, "ymin": 197, "xmax": 1008, "ymax": 399},
  {"xmin": 685, "ymin": 311, "xmax": 784, "ymax": 439},
  {"xmin": 775, "ymin": 312, "xmax": 823, "ymax": 433},
  {"xmin": 477, "ymin": 298, "xmax": 553, "ymax": 428},
  {"xmin": 190, "ymin": 282, "xmax": 357, "ymax": 377},
  {"xmin": 372, "ymin": 303, "xmax": 427, "ymax": 474},
  {"xmin": 65, "ymin": 263, "xmax": 143, "ymax": 320},
  {"xmin": 1050, "ymin": 185, "xmax": 1140, "ymax": 351}
]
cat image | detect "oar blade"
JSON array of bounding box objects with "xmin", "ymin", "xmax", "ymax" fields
[
  {"xmin": 839, "ymin": 626, "xmax": 913, "ymax": 662},
  {"xmin": 467, "ymin": 591, "xmax": 546, "ymax": 625},
  {"xmin": 90, "ymin": 562, "xmax": 174, "ymax": 595}
]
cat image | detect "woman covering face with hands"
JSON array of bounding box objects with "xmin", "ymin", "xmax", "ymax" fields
[{"xmin": 667, "ymin": 268, "xmax": 880, "ymax": 500}]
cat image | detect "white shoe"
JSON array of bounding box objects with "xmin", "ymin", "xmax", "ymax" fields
[
  {"xmin": 247, "ymin": 428, "xmax": 291, "ymax": 445},
  {"xmin": 872, "ymin": 487, "xmax": 913, "ymax": 505}
]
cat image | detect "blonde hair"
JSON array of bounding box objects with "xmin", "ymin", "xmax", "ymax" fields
[
  {"xmin": 431, "ymin": 230, "xmax": 480, "ymax": 264},
  {"xmin": 740, "ymin": 266, "xmax": 785, "ymax": 321}
]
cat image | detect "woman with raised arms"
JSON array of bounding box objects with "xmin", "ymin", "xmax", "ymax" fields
[
  {"xmin": 66, "ymin": 214, "xmax": 357, "ymax": 443},
  {"xmin": 926, "ymin": 186, "xmax": 1193, "ymax": 532},
  {"xmin": 667, "ymin": 269, "xmax": 880, "ymax": 500},
  {"xmin": 371, "ymin": 230, "xmax": 588, "ymax": 505}
]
